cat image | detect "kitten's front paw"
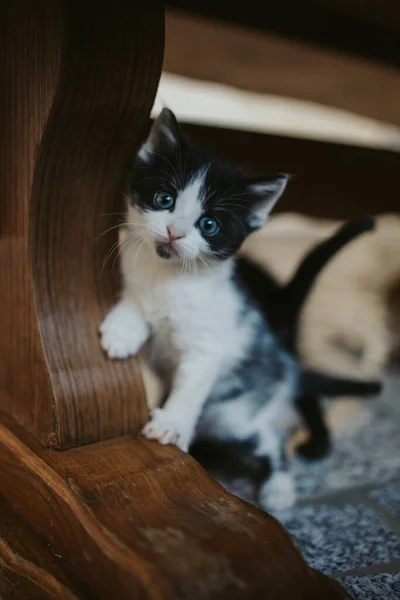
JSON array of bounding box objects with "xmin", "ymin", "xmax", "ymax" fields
[
  {"xmin": 142, "ymin": 409, "xmax": 192, "ymax": 452},
  {"xmin": 259, "ymin": 472, "xmax": 296, "ymax": 511},
  {"xmin": 100, "ymin": 303, "xmax": 147, "ymax": 359}
]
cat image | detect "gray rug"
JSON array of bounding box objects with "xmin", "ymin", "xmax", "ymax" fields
[
  {"xmin": 228, "ymin": 374, "xmax": 400, "ymax": 599},
  {"xmin": 273, "ymin": 374, "xmax": 400, "ymax": 599}
]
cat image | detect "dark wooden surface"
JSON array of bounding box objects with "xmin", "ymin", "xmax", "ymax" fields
[
  {"xmin": 165, "ymin": 10, "xmax": 400, "ymax": 127},
  {"xmin": 183, "ymin": 123, "xmax": 400, "ymax": 219},
  {"xmin": 0, "ymin": 495, "xmax": 82, "ymax": 599},
  {"xmin": 168, "ymin": 0, "xmax": 400, "ymax": 67},
  {"xmin": 0, "ymin": 0, "xmax": 164, "ymax": 449},
  {"xmin": 0, "ymin": 411, "xmax": 350, "ymax": 599}
]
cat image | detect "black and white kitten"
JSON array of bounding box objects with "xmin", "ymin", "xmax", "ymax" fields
[
  {"xmin": 100, "ymin": 108, "xmax": 298, "ymax": 508},
  {"xmin": 100, "ymin": 109, "xmax": 378, "ymax": 510},
  {"xmin": 191, "ymin": 219, "xmax": 382, "ymax": 501}
]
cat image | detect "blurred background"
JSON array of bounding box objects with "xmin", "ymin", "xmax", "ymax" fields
[
  {"xmin": 157, "ymin": 9, "xmax": 400, "ymax": 151},
  {"xmin": 144, "ymin": 5, "xmax": 400, "ymax": 376},
  {"xmin": 143, "ymin": 6, "xmax": 400, "ymax": 597},
  {"xmin": 151, "ymin": 6, "xmax": 400, "ymax": 216}
]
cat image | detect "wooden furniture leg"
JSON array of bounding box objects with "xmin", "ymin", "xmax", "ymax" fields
[
  {"xmin": 0, "ymin": 1, "xmax": 351, "ymax": 598},
  {"xmin": 0, "ymin": 0, "xmax": 162, "ymax": 450}
]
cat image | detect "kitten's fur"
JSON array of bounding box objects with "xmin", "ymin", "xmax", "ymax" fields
[
  {"xmin": 190, "ymin": 220, "xmax": 382, "ymax": 493},
  {"xmin": 235, "ymin": 217, "xmax": 379, "ymax": 459},
  {"xmin": 100, "ymin": 109, "xmax": 378, "ymax": 510}
]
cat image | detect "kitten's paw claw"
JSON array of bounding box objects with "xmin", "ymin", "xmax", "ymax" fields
[
  {"xmin": 142, "ymin": 409, "xmax": 191, "ymax": 452},
  {"xmin": 101, "ymin": 332, "xmax": 136, "ymax": 359},
  {"xmin": 259, "ymin": 472, "xmax": 296, "ymax": 511}
]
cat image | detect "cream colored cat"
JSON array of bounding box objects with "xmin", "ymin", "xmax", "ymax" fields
[{"xmin": 243, "ymin": 212, "xmax": 400, "ymax": 380}]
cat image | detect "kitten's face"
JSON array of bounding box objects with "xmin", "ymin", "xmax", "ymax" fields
[{"xmin": 129, "ymin": 109, "xmax": 288, "ymax": 263}]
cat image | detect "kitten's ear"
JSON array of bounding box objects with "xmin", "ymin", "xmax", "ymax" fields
[
  {"xmin": 138, "ymin": 108, "xmax": 180, "ymax": 161},
  {"xmin": 247, "ymin": 174, "xmax": 289, "ymax": 228}
]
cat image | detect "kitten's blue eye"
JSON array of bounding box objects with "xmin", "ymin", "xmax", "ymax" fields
[
  {"xmin": 198, "ymin": 216, "xmax": 219, "ymax": 236},
  {"xmin": 154, "ymin": 191, "xmax": 175, "ymax": 211}
]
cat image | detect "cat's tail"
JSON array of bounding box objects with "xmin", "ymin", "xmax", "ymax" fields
[
  {"xmin": 279, "ymin": 216, "xmax": 375, "ymax": 353},
  {"xmin": 238, "ymin": 217, "xmax": 375, "ymax": 355},
  {"xmin": 300, "ymin": 369, "xmax": 382, "ymax": 398}
]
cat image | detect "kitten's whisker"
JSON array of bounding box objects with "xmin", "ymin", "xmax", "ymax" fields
[
  {"xmin": 101, "ymin": 230, "xmax": 145, "ymax": 271},
  {"xmin": 176, "ymin": 138, "xmax": 185, "ymax": 187},
  {"xmin": 215, "ymin": 207, "xmax": 247, "ymax": 240},
  {"xmin": 217, "ymin": 202, "xmax": 260, "ymax": 218},
  {"xmin": 192, "ymin": 258, "xmax": 198, "ymax": 278},
  {"xmin": 140, "ymin": 170, "xmax": 177, "ymax": 188},
  {"xmin": 111, "ymin": 233, "xmax": 135, "ymax": 270},
  {"xmin": 223, "ymin": 191, "xmax": 250, "ymax": 200},
  {"xmin": 198, "ymin": 255, "xmax": 211, "ymax": 270},
  {"xmin": 113, "ymin": 232, "xmax": 146, "ymax": 270},
  {"xmin": 146, "ymin": 151, "xmax": 181, "ymax": 189},
  {"xmin": 125, "ymin": 221, "xmax": 147, "ymax": 228},
  {"xmin": 182, "ymin": 147, "xmax": 189, "ymax": 180},
  {"xmin": 216, "ymin": 174, "xmax": 247, "ymax": 201},
  {"xmin": 132, "ymin": 238, "xmax": 148, "ymax": 273},
  {"xmin": 101, "ymin": 238, "xmax": 122, "ymax": 272},
  {"xmin": 95, "ymin": 223, "xmax": 125, "ymax": 244}
]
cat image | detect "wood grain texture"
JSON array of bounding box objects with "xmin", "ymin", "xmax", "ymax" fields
[
  {"xmin": 182, "ymin": 123, "xmax": 400, "ymax": 219},
  {"xmin": 0, "ymin": 495, "xmax": 86, "ymax": 599},
  {"xmin": 0, "ymin": 0, "xmax": 164, "ymax": 449},
  {"xmin": 165, "ymin": 10, "xmax": 400, "ymax": 127},
  {"xmin": 0, "ymin": 412, "xmax": 350, "ymax": 600}
]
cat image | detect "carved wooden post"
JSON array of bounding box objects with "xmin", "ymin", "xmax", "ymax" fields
[{"xmin": 0, "ymin": 0, "xmax": 163, "ymax": 448}]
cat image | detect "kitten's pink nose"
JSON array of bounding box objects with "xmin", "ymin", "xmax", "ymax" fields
[{"xmin": 167, "ymin": 226, "xmax": 183, "ymax": 241}]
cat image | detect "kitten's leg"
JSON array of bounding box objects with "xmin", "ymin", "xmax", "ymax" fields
[
  {"xmin": 255, "ymin": 429, "xmax": 296, "ymax": 511},
  {"xmin": 296, "ymin": 395, "xmax": 330, "ymax": 460},
  {"xmin": 100, "ymin": 298, "xmax": 149, "ymax": 359},
  {"xmin": 143, "ymin": 351, "xmax": 222, "ymax": 452}
]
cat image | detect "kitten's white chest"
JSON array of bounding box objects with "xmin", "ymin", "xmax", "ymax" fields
[
  {"xmin": 123, "ymin": 246, "xmax": 234, "ymax": 332},
  {"xmin": 122, "ymin": 244, "xmax": 247, "ymax": 380}
]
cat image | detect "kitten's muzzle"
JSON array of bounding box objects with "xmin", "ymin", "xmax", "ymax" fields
[
  {"xmin": 156, "ymin": 241, "xmax": 176, "ymax": 259},
  {"xmin": 166, "ymin": 226, "xmax": 183, "ymax": 242},
  {"xmin": 155, "ymin": 227, "xmax": 183, "ymax": 259}
]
